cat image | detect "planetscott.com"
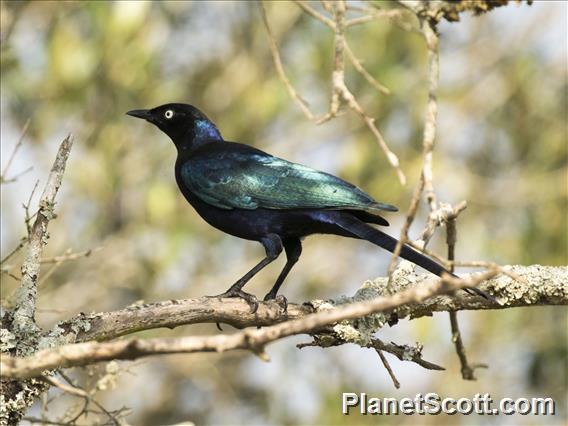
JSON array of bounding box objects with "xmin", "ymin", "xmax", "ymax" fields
[{"xmin": 342, "ymin": 393, "xmax": 556, "ymax": 416}]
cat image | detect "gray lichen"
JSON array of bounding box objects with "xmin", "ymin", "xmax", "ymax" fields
[
  {"xmin": 329, "ymin": 279, "xmax": 390, "ymax": 345},
  {"xmin": 0, "ymin": 329, "xmax": 16, "ymax": 352},
  {"xmin": 0, "ymin": 379, "xmax": 47, "ymax": 426}
]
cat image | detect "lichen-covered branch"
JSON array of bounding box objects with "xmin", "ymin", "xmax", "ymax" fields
[
  {"xmin": 33, "ymin": 265, "xmax": 566, "ymax": 349},
  {"xmin": 1, "ymin": 265, "xmax": 564, "ymax": 380},
  {"xmin": 11, "ymin": 134, "xmax": 74, "ymax": 355},
  {"xmin": 1, "ymin": 135, "xmax": 74, "ymax": 426},
  {"xmin": 1, "ymin": 273, "xmax": 479, "ymax": 379}
]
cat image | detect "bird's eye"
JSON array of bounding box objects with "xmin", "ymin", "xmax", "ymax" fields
[{"xmin": 164, "ymin": 110, "xmax": 174, "ymax": 119}]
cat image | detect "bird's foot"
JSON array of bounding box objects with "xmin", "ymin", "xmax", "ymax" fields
[
  {"xmin": 263, "ymin": 293, "xmax": 288, "ymax": 314},
  {"xmin": 213, "ymin": 288, "xmax": 259, "ymax": 314}
]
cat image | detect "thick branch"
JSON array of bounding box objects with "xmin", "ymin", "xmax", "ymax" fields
[
  {"xmin": 39, "ymin": 265, "xmax": 567, "ymax": 348},
  {"xmin": 3, "ymin": 274, "xmax": 474, "ymax": 379},
  {"xmin": 6, "ymin": 265, "xmax": 565, "ymax": 379}
]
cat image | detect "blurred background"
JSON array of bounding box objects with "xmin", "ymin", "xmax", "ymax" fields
[{"xmin": 1, "ymin": 1, "xmax": 566, "ymax": 425}]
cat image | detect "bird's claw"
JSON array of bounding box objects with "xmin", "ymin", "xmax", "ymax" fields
[
  {"xmin": 263, "ymin": 293, "xmax": 288, "ymax": 314},
  {"xmin": 213, "ymin": 288, "xmax": 259, "ymax": 313}
]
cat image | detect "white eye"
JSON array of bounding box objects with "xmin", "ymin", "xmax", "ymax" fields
[{"xmin": 164, "ymin": 110, "xmax": 174, "ymax": 119}]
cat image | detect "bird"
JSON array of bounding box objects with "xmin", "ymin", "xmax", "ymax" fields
[{"xmin": 127, "ymin": 103, "xmax": 492, "ymax": 311}]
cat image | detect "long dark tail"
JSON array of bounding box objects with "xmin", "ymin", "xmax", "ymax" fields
[{"xmin": 335, "ymin": 214, "xmax": 494, "ymax": 301}]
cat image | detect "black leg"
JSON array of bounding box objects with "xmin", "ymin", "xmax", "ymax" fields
[
  {"xmin": 263, "ymin": 238, "xmax": 302, "ymax": 304},
  {"xmin": 213, "ymin": 234, "xmax": 283, "ymax": 313}
]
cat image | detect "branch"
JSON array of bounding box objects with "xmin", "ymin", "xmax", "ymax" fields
[
  {"xmin": 36, "ymin": 265, "xmax": 567, "ymax": 347},
  {"xmin": 11, "ymin": 135, "xmax": 74, "ymax": 355},
  {"xmin": 397, "ymin": 0, "xmax": 532, "ymax": 23},
  {"xmin": 263, "ymin": 0, "xmax": 406, "ymax": 184},
  {"xmin": 0, "ymin": 118, "xmax": 30, "ymax": 185},
  {"xmin": 2, "ymin": 265, "xmax": 564, "ymax": 379},
  {"xmin": 2, "ymin": 274, "xmax": 473, "ymax": 379}
]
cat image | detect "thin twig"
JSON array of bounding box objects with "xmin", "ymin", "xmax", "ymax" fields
[
  {"xmin": 420, "ymin": 16, "xmax": 440, "ymax": 212},
  {"xmin": 372, "ymin": 339, "xmax": 445, "ymax": 371},
  {"xmin": 293, "ymin": 0, "xmax": 335, "ymax": 28},
  {"xmin": 386, "ymin": 14, "xmax": 441, "ymax": 284},
  {"xmin": 446, "ymin": 209, "xmax": 486, "ymax": 381},
  {"xmin": 267, "ymin": 0, "xmax": 406, "ymax": 184},
  {"xmin": 40, "ymin": 247, "xmax": 101, "ymax": 264},
  {"xmin": 259, "ymin": 1, "xmax": 317, "ymax": 121},
  {"xmin": 24, "ymin": 179, "xmax": 40, "ymax": 237},
  {"xmin": 376, "ymin": 349, "xmax": 401, "ymax": 388},
  {"xmin": 344, "ymin": 40, "xmax": 390, "ymax": 94},
  {"xmin": 1, "ymin": 118, "xmax": 30, "ymax": 183},
  {"xmin": 345, "ymin": 8, "xmax": 406, "ymax": 27},
  {"xmin": 1, "ymin": 236, "xmax": 27, "ymax": 266}
]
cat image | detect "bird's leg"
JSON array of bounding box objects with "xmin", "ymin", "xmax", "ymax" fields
[
  {"xmin": 212, "ymin": 234, "xmax": 283, "ymax": 314},
  {"xmin": 263, "ymin": 238, "xmax": 302, "ymax": 313}
]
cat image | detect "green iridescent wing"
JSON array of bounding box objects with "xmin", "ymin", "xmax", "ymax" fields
[{"xmin": 180, "ymin": 147, "xmax": 397, "ymax": 212}]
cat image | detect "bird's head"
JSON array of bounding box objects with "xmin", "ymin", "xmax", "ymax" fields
[{"xmin": 127, "ymin": 103, "xmax": 223, "ymax": 149}]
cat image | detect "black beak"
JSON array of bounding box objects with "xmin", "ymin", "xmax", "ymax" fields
[{"xmin": 126, "ymin": 109, "xmax": 152, "ymax": 121}]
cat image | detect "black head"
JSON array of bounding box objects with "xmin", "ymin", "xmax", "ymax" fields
[{"xmin": 126, "ymin": 103, "xmax": 223, "ymax": 149}]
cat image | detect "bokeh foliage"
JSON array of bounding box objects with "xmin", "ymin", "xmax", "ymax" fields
[{"xmin": 1, "ymin": 1, "xmax": 566, "ymax": 425}]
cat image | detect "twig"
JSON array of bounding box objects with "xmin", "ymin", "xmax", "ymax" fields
[
  {"xmin": 386, "ymin": 177, "xmax": 425, "ymax": 288},
  {"xmin": 448, "ymin": 311, "xmax": 487, "ymax": 380},
  {"xmin": 344, "ymin": 40, "xmax": 390, "ymax": 94},
  {"xmin": 1, "ymin": 118, "xmax": 30, "ymax": 184},
  {"xmin": 370, "ymin": 339, "xmax": 445, "ymax": 371},
  {"xmin": 39, "ymin": 248, "xmax": 101, "ymax": 264},
  {"xmin": 11, "ymin": 135, "xmax": 74, "ymax": 355},
  {"xmin": 325, "ymin": 1, "xmax": 406, "ymax": 183},
  {"xmin": 24, "ymin": 179, "xmax": 40, "ymax": 237},
  {"xmin": 298, "ymin": 335, "xmax": 445, "ymax": 372},
  {"xmin": 266, "ymin": 0, "xmax": 406, "ymax": 184},
  {"xmin": 345, "ymin": 8, "xmax": 406, "ymax": 27},
  {"xmin": 386, "ymin": 14, "xmax": 440, "ymax": 284},
  {"xmin": 375, "ymin": 349, "xmax": 401, "ymax": 388},
  {"xmin": 0, "ymin": 236, "xmax": 27, "ymax": 266},
  {"xmin": 420, "ymin": 16, "xmax": 440, "ymax": 212},
  {"xmin": 259, "ymin": 1, "xmax": 317, "ymax": 121},
  {"xmin": 293, "ymin": 0, "xmax": 335, "ymax": 28},
  {"xmin": 41, "ymin": 375, "xmax": 121, "ymax": 426},
  {"xmin": 446, "ymin": 208, "xmax": 486, "ymax": 380}
]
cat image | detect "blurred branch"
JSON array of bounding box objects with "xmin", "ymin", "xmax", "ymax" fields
[
  {"xmin": 386, "ymin": 12, "xmax": 440, "ymax": 286},
  {"xmin": 0, "ymin": 118, "xmax": 31, "ymax": 185},
  {"xmin": 344, "ymin": 41, "xmax": 390, "ymax": 95},
  {"xmin": 262, "ymin": 0, "xmax": 406, "ymax": 184},
  {"xmin": 259, "ymin": 1, "xmax": 317, "ymax": 121}
]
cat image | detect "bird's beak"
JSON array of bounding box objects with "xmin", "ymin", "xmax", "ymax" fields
[{"xmin": 126, "ymin": 109, "xmax": 152, "ymax": 121}]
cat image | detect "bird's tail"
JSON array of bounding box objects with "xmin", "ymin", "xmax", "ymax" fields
[{"xmin": 334, "ymin": 214, "xmax": 494, "ymax": 301}]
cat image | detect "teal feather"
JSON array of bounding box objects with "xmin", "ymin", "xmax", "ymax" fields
[{"xmin": 181, "ymin": 150, "xmax": 398, "ymax": 213}]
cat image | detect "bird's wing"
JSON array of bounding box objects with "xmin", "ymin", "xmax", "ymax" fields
[{"xmin": 180, "ymin": 148, "xmax": 397, "ymax": 212}]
